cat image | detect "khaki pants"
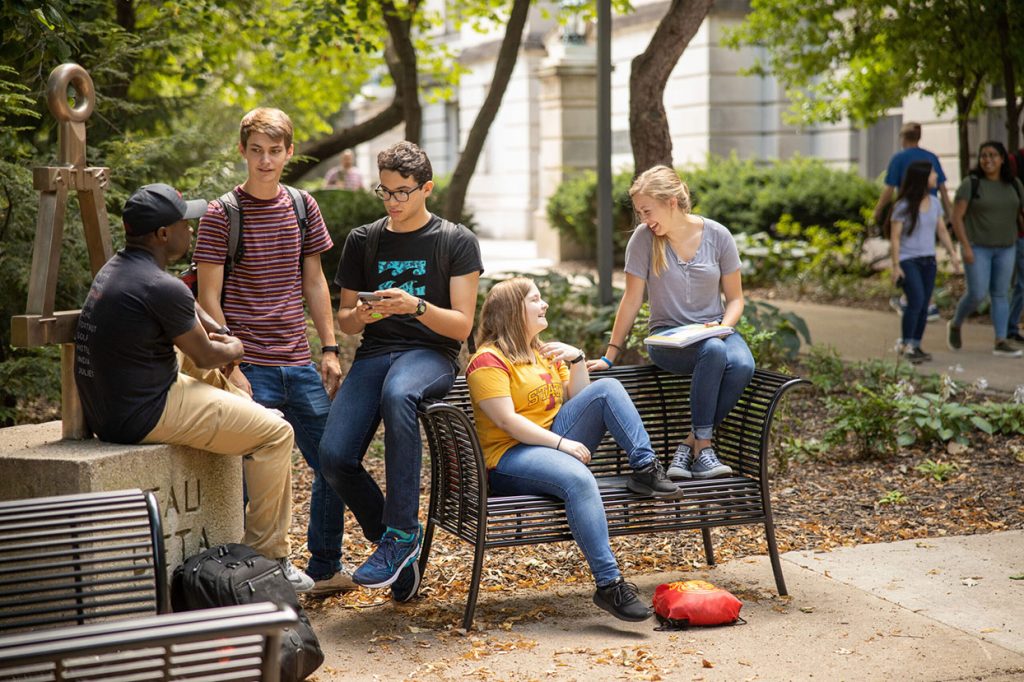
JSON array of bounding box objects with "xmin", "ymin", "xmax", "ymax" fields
[{"xmin": 142, "ymin": 358, "xmax": 295, "ymax": 559}]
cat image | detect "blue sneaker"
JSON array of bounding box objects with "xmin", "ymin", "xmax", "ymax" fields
[
  {"xmin": 690, "ymin": 447, "xmax": 732, "ymax": 479},
  {"xmin": 391, "ymin": 560, "xmax": 421, "ymax": 602},
  {"xmin": 353, "ymin": 525, "xmax": 423, "ymax": 589}
]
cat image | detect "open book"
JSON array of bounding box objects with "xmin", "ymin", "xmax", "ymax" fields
[{"xmin": 644, "ymin": 323, "xmax": 734, "ymax": 348}]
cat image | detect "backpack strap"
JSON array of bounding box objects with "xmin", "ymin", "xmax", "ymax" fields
[
  {"xmin": 969, "ymin": 174, "xmax": 980, "ymax": 203},
  {"xmin": 434, "ymin": 218, "xmax": 477, "ymax": 353},
  {"xmin": 283, "ymin": 185, "xmax": 309, "ymax": 271},
  {"xmin": 219, "ymin": 189, "xmax": 243, "ymax": 275},
  {"xmin": 362, "ymin": 217, "xmax": 390, "ymax": 284}
]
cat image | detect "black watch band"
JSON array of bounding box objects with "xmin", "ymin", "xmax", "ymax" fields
[
  {"xmin": 321, "ymin": 345, "xmax": 340, "ymax": 355},
  {"xmin": 569, "ymin": 351, "xmax": 586, "ymax": 365}
]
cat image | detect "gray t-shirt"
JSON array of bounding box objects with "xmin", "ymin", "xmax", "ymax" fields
[
  {"xmin": 891, "ymin": 196, "xmax": 941, "ymax": 261},
  {"xmin": 624, "ymin": 217, "xmax": 741, "ymax": 330}
]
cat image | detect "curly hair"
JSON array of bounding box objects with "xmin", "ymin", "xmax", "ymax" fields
[{"xmin": 377, "ymin": 141, "xmax": 433, "ymax": 184}]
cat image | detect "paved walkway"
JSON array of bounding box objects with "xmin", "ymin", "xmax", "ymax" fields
[{"xmin": 308, "ymin": 242, "xmax": 1024, "ymax": 680}]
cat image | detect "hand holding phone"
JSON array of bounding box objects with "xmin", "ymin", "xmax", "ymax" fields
[{"xmin": 357, "ymin": 291, "xmax": 385, "ymax": 303}]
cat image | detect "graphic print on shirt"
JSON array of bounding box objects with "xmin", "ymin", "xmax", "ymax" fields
[
  {"xmin": 378, "ymin": 259, "xmax": 427, "ymax": 296},
  {"xmin": 528, "ymin": 372, "xmax": 560, "ymax": 411}
]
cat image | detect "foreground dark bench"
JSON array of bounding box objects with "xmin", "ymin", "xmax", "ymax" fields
[
  {"xmin": 417, "ymin": 364, "xmax": 807, "ymax": 629},
  {"xmin": 0, "ymin": 602, "xmax": 297, "ymax": 682},
  {"xmin": 0, "ymin": 488, "xmax": 168, "ymax": 632}
]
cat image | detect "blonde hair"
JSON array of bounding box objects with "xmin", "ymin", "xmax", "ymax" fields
[
  {"xmin": 629, "ymin": 165, "xmax": 692, "ymax": 277},
  {"xmin": 475, "ymin": 277, "xmax": 541, "ymax": 364},
  {"xmin": 240, "ymin": 107, "xmax": 294, "ymax": 148}
]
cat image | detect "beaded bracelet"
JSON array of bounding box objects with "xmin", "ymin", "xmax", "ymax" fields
[{"xmin": 600, "ymin": 355, "xmax": 614, "ymax": 368}]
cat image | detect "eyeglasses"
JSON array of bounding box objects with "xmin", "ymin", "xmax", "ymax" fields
[{"xmin": 374, "ymin": 183, "xmax": 424, "ymax": 202}]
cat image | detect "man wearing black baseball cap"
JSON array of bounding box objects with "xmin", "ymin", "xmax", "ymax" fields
[{"xmin": 74, "ymin": 183, "xmax": 314, "ymax": 592}]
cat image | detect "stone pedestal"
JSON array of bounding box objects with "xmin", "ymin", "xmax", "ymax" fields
[
  {"xmin": 533, "ymin": 43, "xmax": 598, "ymax": 263},
  {"xmin": 0, "ymin": 421, "xmax": 243, "ymax": 573}
]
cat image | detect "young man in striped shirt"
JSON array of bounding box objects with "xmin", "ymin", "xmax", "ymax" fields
[
  {"xmin": 194, "ymin": 108, "xmax": 347, "ymax": 595},
  {"xmin": 319, "ymin": 141, "xmax": 482, "ymax": 601}
]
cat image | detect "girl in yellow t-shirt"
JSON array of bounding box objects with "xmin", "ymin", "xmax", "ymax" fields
[{"xmin": 466, "ymin": 277, "xmax": 680, "ymax": 622}]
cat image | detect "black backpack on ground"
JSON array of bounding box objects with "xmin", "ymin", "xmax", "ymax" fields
[{"xmin": 171, "ymin": 543, "xmax": 324, "ymax": 682}]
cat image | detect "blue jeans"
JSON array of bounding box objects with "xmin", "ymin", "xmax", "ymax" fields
[
  {"xmin": 647, "ymin": 332, "xmax": 755, "ymax": 441},
  {"xmin": 488, "ymin": 379, "xmax": 654, "ymax": 586},
  {"xmin": 900, "ymin": 256, "xmax": 937, "ymax": 346},
  {"xmin": 242, "ymin": 362, "xmax": 340, "ymax": 580},
  {"xmin": 319, "ymin": 349, "xmax": 456, "ymax": 540},
  {"xmin": 953, "ymin": 244, "xmax": 1016, "ymax": 340},
  {"xmin": 1008, "ymin": 237, "xmax": 1024, "ymax": 337}
]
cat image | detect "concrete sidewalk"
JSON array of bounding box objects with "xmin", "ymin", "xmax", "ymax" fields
[
  {"xmin": 309, "ymin": 531, "xmax": 1024, "ymax": 680},
  {"xmin": 771, "ymin": 299, "xmax": 1024, "ymax": 394}
]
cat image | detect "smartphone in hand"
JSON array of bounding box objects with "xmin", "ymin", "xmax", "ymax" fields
[{"xmin": 358, "ymin": 291, "xmax": 385, "ymax": 302}]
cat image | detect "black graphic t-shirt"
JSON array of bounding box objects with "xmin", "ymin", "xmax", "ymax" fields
[
  {"xmin": 75, "ymin": 248, "xmax": 197, "ymax": 443},
  {"xmin": 335, "ymin": 214, "xmax": 483, "ymax": 361}
]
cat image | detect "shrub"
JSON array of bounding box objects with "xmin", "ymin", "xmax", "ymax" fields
[
  {"xmin": 545, "ymin": 155, "xmax": 880, "ymax": 261},
  {"xmin": 825, "ymin": 384, "xmax": 901, "ymax": 458}
]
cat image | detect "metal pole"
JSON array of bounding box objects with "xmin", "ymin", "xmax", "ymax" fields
[{"xmin": 596, "ymin": 0, "xmax": 613, "ymax": 305}]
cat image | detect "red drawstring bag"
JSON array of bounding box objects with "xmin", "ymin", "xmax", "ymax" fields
[{"xmin": 653, "ymin": 580, "xmax": 744, "ymax": 629}]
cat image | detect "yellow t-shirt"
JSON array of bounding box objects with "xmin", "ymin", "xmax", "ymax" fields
[{"xmin": 465, "ymin": 345, "xmax": 570, "ymax": 469}]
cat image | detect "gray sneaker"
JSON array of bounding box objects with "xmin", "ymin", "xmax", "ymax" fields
[
  {"xmin": 277, "ymin": 558, "xmax": 315, "ymax": 593},
  {"xmin": 690, "ymin": 448, "xmax": 733, "ymax": 479},
  {"xmin": 309, "ymin": 567, "xmax": 357, "ymax": 596},
  {"xmin": 666, "ymin": 443, "xmax": 693, "ymax": 480}
]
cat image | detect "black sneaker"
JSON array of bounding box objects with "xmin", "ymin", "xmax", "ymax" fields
[
  {"xmin": 391, "ymin": 560, "xmax": 421, "ymax": 603},
  {"xmin": 593, "ymin": 577, "xmax": 652, "ymax": 622},
  {"xmin": 627, "ymin": 459, "xmax": 684, "ymax": 499},
  {"xmin": 946, "ymin": 322, "xmax": 961, "ymax": 351},
  {"xmin": 993, "ymin": 341, "xmax": 1023, "ymax": 358},
  {"xmin": 903, "ymin": 347, "xmax": 931, "ymax": 364}
]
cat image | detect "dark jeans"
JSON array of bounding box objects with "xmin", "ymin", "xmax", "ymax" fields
[
  {"xmin": 319, "ymin": 349, "xmax": 456, "ymax": 541},
  {"xmin": 242, "ymin": 362, "xmax": 341, "ymax": 580},
  {"xmin": 1008, "ymin": 237, "xmax": 1024, "ymax": 337},
  {"xmin": 899, "ymin": 255, "xmax": 937, "ymax": 346}
]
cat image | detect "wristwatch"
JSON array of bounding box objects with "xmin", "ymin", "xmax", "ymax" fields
[
  {"xmin": 321, "ymin": 345, "xmax": 340, "ymax": 355},
  {"xmin": 413, "ymin": 298, "xmax": 427, "ymax": 317},
  {"xmin": 569, "ymin": 351, "xmax": 586, "ymax": 365}
]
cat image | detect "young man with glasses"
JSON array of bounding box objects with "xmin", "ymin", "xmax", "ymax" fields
[
  {"xmin": 194, "ymin": 108, "xmax": 343, "ymax": 594},
  {"xmin": 319, "ymin": 141, "xmax": 482, "ymax": 602}
]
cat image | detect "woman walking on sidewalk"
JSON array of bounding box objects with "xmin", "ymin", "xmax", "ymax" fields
[
  {"xmin": 466, "ymin": 278, "xmax": 680, "ymax": 622},
  {"xmin": 589, "ymin": 165, "xmax": 754, "ymax": 482},
  {"xmin": 890, "ymin": 161, "xmax": 961, "ymax": 364},
  {"xmin": 947, "ymin": 141, "xmax": 1024, "ymax": 358}
]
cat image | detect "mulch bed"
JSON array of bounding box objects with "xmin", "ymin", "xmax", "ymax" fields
[{"xmin": 292, "ymin": 364, "xmax": 1024, "ymax": 631}]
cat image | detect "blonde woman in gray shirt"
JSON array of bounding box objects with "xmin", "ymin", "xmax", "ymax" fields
[{"xmin": 588, "ymin": 165, "xmax": 754, "ymax": 480}]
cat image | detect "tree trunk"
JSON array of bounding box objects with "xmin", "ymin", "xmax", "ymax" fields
[
  {"xmin": 283, "ymin": 45, "xmax": 411, "ymax": 183},
  {"xmin": 382, "ymin": 0, "xmax": 422, "ymax": 144},
  {"xmin": 955, "ymin": 73, "xmax": 985, "ymax": 179},
  {"xmin": 628, "ymin": 0, "xmax": 714, "ymax": 174},
  {"xmin": 443, "ymin": 0, "xmax": 531, "ymax": 222},
  {"xmin": 995, "ymin": 0, "xmax": 1021, "ymax": 150}
]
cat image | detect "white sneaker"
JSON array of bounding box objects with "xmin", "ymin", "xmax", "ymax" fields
[
  {"xmin": 277, "ymin": 558, "xmax": 315, "ymax": 593},
  {"xmin": 309, "ymin": 567, "xmax": 357, "ymax": 596}
]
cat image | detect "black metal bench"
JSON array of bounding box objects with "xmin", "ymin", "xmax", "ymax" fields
[
  {"xmin": 417, "ymin": 364, "xmax": 808, "ymax": 629},
  {"xmin": 0, "ymin": 602, "xmax": 297, "ymax": 682},
  {"xmin": 0, "ymin": 488, "xmax": 168, "ymax": 632}
]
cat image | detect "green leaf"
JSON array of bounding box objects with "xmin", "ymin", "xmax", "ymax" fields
[{"xmin": 971, "ymin": 416, "xmax": 994, "ymax": 434}]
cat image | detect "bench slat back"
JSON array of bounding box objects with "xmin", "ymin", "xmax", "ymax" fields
[
  {"xmin": 0, "ymin": 602, "xmax": 293, "ymax": 682},
  {"xmin": 0, "ymin": 489, "xmax": 167, "ymax": 632}
]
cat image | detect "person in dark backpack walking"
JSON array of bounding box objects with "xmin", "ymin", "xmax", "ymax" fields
[
  {"xmin": 319, "ymin": 141, "xmax": 482, "ymax": 602},
  {"xmin": 76, "ymin": 183, "xmax": 303, "ymax": 585},
  {"xmin": 947, "ymin": 141, "xmax": 1024, "ymax": 357},
  {"xmin": 194, "ymin": 108, "xmax": 342, "ymax": 594}
]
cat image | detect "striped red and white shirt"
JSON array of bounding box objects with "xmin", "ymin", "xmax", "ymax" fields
[{"xmin": 194, "ymin": 185, "xmax": 332, "ymax": 365}]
